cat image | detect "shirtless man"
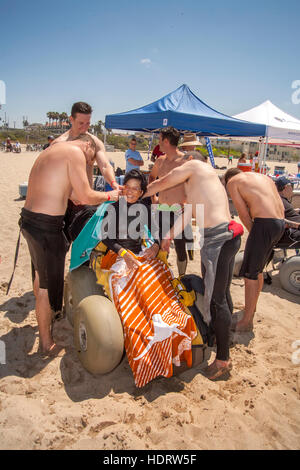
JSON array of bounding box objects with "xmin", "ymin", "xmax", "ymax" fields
[
  {"xmin": 53, "ymin": 101, "xmax": 117, "ymax": 188},
  {"xmin": 20, "ymin": 134, "xmax": 120, "ymax": 356},
  {"xmin": 148, "ymin": 127, "xmax": 190, "ymax": 276},
  {"xmin": 144, "ymin": 158, "xmax": 243, "ymax": 380},
  {"xmin": 224, "ymin": 168, "xmax": 285, "ymax": 332},
  {"xmin": 53, "ymin": 102, "xmax": 120, "ymax": 240}
]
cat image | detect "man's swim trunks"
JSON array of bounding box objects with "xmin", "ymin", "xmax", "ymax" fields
[
  {"xmin": 239, "ymin": 217, "xmax": 285, "ymax": 280},
  {"xmin": 20, "ymin": 208, "xmax": 69, "ymax": 313}
]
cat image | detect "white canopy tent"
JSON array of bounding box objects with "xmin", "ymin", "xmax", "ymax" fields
[
  {"xmin": 232, "ymin": 100, "xmax": 300, "ymax": 168},
  {"xmin": 234, "ymin": 100, "xmax": 300, "ymax": 144}
]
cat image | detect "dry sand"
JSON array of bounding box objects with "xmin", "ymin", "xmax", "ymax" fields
[{"xmin": 0, "ymin": 148, "xmax": 299, "ymax": 450}]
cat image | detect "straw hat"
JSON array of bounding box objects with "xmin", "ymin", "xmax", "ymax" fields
[{"xmin": 179, "ymin": 133, "xmax": 202, "ymax": 148}]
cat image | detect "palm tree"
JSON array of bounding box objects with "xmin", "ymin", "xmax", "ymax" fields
[
  {"xmin": 46, "ymin": 112, "xmax": 52, "ymax": 127},
  {"xmin": 55, "ymin": 112, "xmax": 60, "ymax": 127},
  {"xmin": 60, "ymin": 112, "xmax": 68, "ymax": 127}
]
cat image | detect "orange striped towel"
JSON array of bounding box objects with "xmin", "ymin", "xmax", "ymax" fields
[{"xmin": 102, "ymin": 251, "xmax": 197, "ymax": 388}]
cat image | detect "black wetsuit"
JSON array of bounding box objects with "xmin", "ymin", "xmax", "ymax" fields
[
  {"xmin": 201, "ymin": 223, "xmax": 242, "ymax": 361},
  {"xmin": 20, "ymin": 208, "xmax": 69, "ymax": 313},
  {"xmin": 63, "ymin": 200, "xmax": 97, "ymax": 243},
  {"xmin": 101, "ymin": 199, "xmax": 160, "ymax": 254}
]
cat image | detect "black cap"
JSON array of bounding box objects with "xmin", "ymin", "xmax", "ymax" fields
[
  {"xmin": 48, "ymin": 135, "xmax": 54, "ymax": 140},
  {"xmin": 274, "ymin": 176, "xmax": 291, "ymax": 192}
]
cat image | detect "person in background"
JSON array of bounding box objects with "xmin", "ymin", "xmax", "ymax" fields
[
  {"xmin": 275, "ymin": 176, "xmax": 300, "ymax": 242},
  {"xmin": 151, "ymin": 143, "xmax": 164, "ymax": 162},
  {"xmin": 148, "ymin": 127, "xmax": 194, "ymax": 277},
  {"xmin": 237, "ymin": 153, "xmax": 247, "ymax": 165},
  {"xmin": 52, "ymin": 101, "xmax": 119, "ymax": 242},
  {"xmin": 53, "ymin": 102, "xmax": 117, "ymax": 189},
  {"xmin": 43, "ymin": 135, "xmax": 55, "ymax": 150},
  {"xmin": 178, "ymin": 133, "xmax": 202, "ymax": 153},
  {"xmin": 125, "ymin": 137, "xmax": 144, "ymax": 173},
  {"xmin": 6, "ymin": 137, "xmax": 12, "ymax": 152}
]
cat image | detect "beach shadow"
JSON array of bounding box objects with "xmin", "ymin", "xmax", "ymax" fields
[
  {"xmin": 60, "ymin": 348, "xmax": 197, "ymax": 403},
  {"xmin": 0, "ymin": 323, "xmax": 65, "ymax": 380},
  {"xmin": 262, "ymin": 270, "xmax": 300, "ymax": 306},
  {"xmin": 0, "ymin": 291, "xmax": 35, "ymax": 323},
  {"xmin": 60, "ymin": 337, "xmax": 214, "ymax": 403}
]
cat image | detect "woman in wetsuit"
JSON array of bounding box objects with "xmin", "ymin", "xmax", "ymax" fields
[{"xmin": 101, "ymin": 169, "xmax": 160, "ymax": 268}]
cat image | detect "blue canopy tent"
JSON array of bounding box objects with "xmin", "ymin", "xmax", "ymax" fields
[{"xmin": 105, "ymin": 84, "xmax": 266, "ymax": 137}]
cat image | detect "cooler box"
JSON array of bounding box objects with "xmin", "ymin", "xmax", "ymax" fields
[
  {"xmin": 19, "ymin": 182, "xmax": 28, "ymax": 198},
  {"xmin": 274, "ymin": 166, "xmax": 285, "ymax": 176},
  {"xmin": 237, "ymin": 163, "xmax": 252, "ymax": 172},
  {"xmin": 104, "ymin": 175, "xmax": 124, "ymax": 191}
]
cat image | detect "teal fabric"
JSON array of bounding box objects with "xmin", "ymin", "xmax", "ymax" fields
[{"xmin": 70, "ymin": 201, "xmax": 114, "ymax": 271}]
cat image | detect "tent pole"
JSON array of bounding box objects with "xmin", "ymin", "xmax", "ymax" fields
[
  {"xmin": 262, "ymin": 135, "xmax": 269, "ymax": 170},
  {"xmin": 147, "ymin": 132, "xmax": 154, "ymax": 161}
]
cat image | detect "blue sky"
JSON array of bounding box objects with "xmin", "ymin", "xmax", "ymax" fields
[{"xmin": 1, "ymin": 0, "xmax": 300, "ymax": 128}]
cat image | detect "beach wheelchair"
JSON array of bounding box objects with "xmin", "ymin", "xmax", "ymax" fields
[
  {"xmin": 233, "ymin": 234, "xmax": 300, "ymax": 296},
  {"xmin": 63, "ymin": 248, "xmax": 209, "ymax": 378}
]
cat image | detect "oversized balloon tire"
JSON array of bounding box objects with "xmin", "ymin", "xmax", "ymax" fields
[
  {"xmin": 279, "ymin": 257, "xmax": 300, "ymax": 296},
  {"xmin": 64, "ymin": 266, "xmax": 105, "ymax": 326},
  {"xmin": 233, "ymin": 251, "xmax": 244, "ymax": 277},
  {"xmin": 74, "ymin": 295, "xmax": 124, "ymax": 375}
]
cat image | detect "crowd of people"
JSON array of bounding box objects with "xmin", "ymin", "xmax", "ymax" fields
[
  {"xmin": 1, "ymin": 137, "xmax": 21, "ymax": 152},
  {"xmin": 16, "ymin": 100, "xmax": 299, "ymax": 383}
]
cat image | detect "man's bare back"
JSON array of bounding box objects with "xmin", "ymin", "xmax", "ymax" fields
[
  {"xmin": 145, "ymin": 160, "xmax": 231, "ymax": 228},
  {"xmin": 227, "ymin": 172, "xmax": 284, "ymax": 231},
  {"xmin": 25, "ymin": 141, "xmax": 119, "ymax": 216}
]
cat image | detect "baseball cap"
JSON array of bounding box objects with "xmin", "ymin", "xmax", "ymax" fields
[{"xmin": 274, "ymin": 176, "xmax": 291, "ymax": 192}]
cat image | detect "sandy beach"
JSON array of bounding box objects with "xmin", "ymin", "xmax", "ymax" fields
[{"xmin": 0, "ymin": 148, "xmax": 299, "ymax": 450}]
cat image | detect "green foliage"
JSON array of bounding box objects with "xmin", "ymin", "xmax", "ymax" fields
[
  {"xmin": 105, "ymin": 134, "xmax": 149, "ymax": 151},
  {"xmin": 0, "ymin": 129, "xmax": 59, "ymax": 144}
]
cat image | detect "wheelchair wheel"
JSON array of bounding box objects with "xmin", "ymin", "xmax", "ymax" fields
[
  {"xmin": 233, "ymin": 251, "xmax": 244, "ymax": 277},
  {"xmin": 279, "ymin": 257, "xmax": 300, "ymax": 296},
  {"xmin": 74, "ymin": 295, "xmax": 124, "ymax": 375},
  {"xmin": 64, "ymin": 266, "xmax": 105, "ymax": 326}
]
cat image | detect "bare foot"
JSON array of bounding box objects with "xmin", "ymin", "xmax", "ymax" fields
[
  {"xmin": 233, "ymin": 320, "xmax": 253, "ymax": 332},
  {"xmin": 204, "ymin": 359, "xmax": 232, "ymax": 380},
  {"xmin": 40, "ymin": 343, "xmax": 65, "ymax": 358}
]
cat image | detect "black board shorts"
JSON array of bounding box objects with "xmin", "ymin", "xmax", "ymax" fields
[
  {"xmin": 20, "ymin": 208, "xmax": 69, "ymax": 313},
  {"xmin": 239, "ymin": 217, "xmax": 285, "ymax": 280}
]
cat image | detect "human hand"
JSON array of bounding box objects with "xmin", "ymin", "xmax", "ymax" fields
[
  {"xmin": 123, "ymin": 252, "xmax": 142, "ymax": 270},
  {"xmin": 151, "ymin": 194, "xmax": 159, "ymax": 204},
  {"xmin": 161, "ymin": 238, "xmax": 171, "ymax": 252},
  {"xmin": 143, "ymin": 243, "xmax": 159, "ymax": 261},
  {"xmin": 111, "ymin": 181, "xmax": 123, "ymax": 191},
  {"xmin": 107, "ymin": 189, "xmax": 121, "ymax": 201}
]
